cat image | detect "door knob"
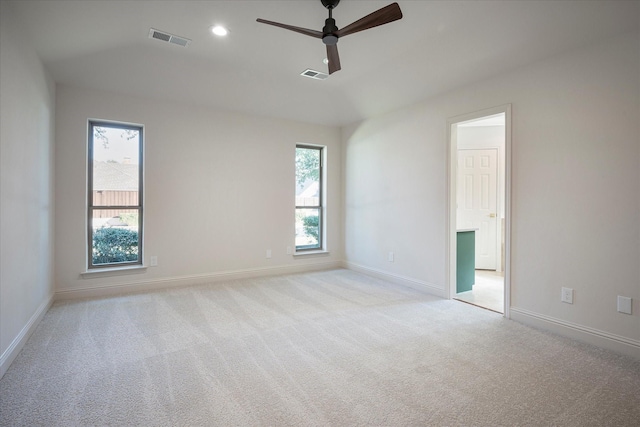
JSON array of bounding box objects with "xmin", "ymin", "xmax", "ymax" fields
[{"xmin": 489, "ymin": 213, "xmax": 496, "ymax": 218}]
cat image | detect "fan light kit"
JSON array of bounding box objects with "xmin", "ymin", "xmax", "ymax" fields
[{"xmin": 257, "ymin": 0, "xmax": 403, "ymax": 75}]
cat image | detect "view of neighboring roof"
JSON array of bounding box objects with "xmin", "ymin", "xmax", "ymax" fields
[{"xmin": 93, "ymin": 161, "xmax": 138, "ymax": 191}]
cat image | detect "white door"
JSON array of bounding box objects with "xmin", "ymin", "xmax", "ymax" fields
[{"xmin": 457, "ymin": 149, "xmax": 498, "ymax": 270}]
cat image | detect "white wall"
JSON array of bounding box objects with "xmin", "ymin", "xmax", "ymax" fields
[
  {"xmin": 54, "ymin": 86, "xmax": 342, "ymax": 297},
  {"xmin": 457, "ymin": 125, "xmax": 504, "ymax": 148},
  {"xmin": 0, "ymin": 2, "xmax": 56, "ymax": 377},
  {"xmin": 343, "ymin": 31, "xmax": 640, "ymax": 356}
]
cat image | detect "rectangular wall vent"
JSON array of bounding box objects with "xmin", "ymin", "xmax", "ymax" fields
[
  {"xmin": 148, "ymin": 28, "xmax": 191, "ymax": 48},
  {"xmin": 300, "ymin": 69, "xmax": 329, "ymax": 80}
]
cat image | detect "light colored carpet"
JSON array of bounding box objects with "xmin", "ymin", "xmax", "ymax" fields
[{"xmin": 1, "ymin": 269, "xmax": 639, "ymax": 426}]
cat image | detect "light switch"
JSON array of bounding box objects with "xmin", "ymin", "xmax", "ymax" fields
[{"xmin": 617, "ymin": 296, "xmax": 632, "ymax": 315}]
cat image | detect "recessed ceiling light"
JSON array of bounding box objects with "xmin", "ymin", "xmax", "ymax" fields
[{"xmin": 211, "ymin": 26, "xmax": 229, "ymax": 36}]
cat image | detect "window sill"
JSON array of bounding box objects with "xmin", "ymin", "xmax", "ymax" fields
[
  {"xmin": 293, "ymin": 250, "xmax": 330, "ymax": 258},
  {"xmin": 81, "ymin": 265, "xmax": 147, "ymax": 278}
]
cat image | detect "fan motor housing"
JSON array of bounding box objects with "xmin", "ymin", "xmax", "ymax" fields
[{"xmin": 323, "ymin": 17, "xmax": 339, "ymax": 44}]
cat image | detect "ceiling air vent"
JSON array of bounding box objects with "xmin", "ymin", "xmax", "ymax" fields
[
  {"xmin": 148, "ymin": 28, "xmax": 191, "ymax": 48},
  {"xmin": 300, "ymin": 69, "xmax": 329, "ymax": 80}
]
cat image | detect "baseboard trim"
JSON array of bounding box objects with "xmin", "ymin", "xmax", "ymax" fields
[
  {"xmin": 0, "ymin": 294, "xmax": 54, "ymax": 379},
  {"xmin": 55, "ymin": 261, "xmax": 342, "ymax": 300},
  {"xmin": 343, "ymin": 261, "xmax": 445, "ymax": 298},
  {"xmin": 510, "ymin": 307, "xmax": 640, "ymax": 359}
]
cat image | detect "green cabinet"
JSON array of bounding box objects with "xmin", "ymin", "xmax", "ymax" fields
[{"xmin": 456, "ymin": 230, "xmax": 475, "ymax": 293}]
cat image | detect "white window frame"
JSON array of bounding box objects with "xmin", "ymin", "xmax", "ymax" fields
[
  {"xmin": 87, "ymin": 120, "xmax": 144, "ymax": 269},
  {"xmin": 295, "ymin": 144, "xmax": 325, "ymax": 252}
]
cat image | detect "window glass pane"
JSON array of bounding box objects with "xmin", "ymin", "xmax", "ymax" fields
[
  {"xmin": 295, "ymin": 208, "xmax": 320, "ymax": 250},
  {"xmin": 295, "ymin": 147, "xmax": 320, "ymax": 207},
  {"xmin": 92, "ymin": 126, "xmax": 140, "ymax": 206},
  {"xmin": 91, "ymin": 208, "xmax": 140, "ymax": 266}
]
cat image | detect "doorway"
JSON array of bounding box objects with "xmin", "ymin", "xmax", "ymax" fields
[{"xmin": 448, "ymin": 106, "xmax": 511, "ymax": 316}]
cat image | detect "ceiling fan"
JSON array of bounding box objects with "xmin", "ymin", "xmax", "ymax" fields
[{"xmin": 256, "ymin": 0, "xmax": 403, "ymax": 75}]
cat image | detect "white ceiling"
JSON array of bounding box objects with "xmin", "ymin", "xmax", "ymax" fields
[{"xmin": 6, "ymin": 0, "xmax": 639, "ymax": 127}]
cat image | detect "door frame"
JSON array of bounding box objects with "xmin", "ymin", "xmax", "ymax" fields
[{"xmin": 447, "ymin": 104, "xmax": 512, "ymax": 317}]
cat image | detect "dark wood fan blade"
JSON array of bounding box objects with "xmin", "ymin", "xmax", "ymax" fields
[
  {"xmin": 327, "ymin": 44, "xmax": 341, "ymax": 74},
  {"xmin": 335, "ymin": 2, "xmax": 402, "ymax": 38},
  {"xmin": 256, "ymin": 19, "xmax": 323, "ymax": 39}
]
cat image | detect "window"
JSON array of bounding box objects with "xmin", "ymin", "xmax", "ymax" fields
[
  {"xmin": 295, "ymin": 145, "xmax": 323, "ymax": 251},
  {"xmin": 88, "ymin": 121, "xmax": 143, "ymax": 269}
]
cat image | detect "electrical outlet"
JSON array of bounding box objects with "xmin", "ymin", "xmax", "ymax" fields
[
  {"xmin": 286, "ymin": 246, "xmax": 292, "ymax": 255},
  {"xmin": 150, "ymin": 256, "xmax": 158, "ymax": 267},
  {"xmin": 617, "ymin": 296, "xmax": 632, "ymax": 315},
  {"xmin": 266, "ymin": 249, "xmax": 272, "ymax": 259},
  {"xmin": 561, "ymin": 287, "xmax": 573, "ymax": 304},
  {"xmin": 388, "ymin": 251, "xmax": 394, "ymax": 262}
]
